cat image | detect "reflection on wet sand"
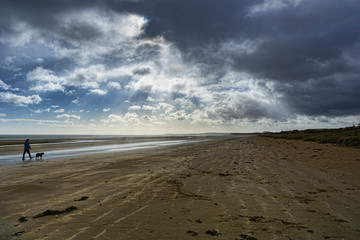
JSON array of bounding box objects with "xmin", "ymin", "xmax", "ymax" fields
[{"xmin": 0, "ymin": 139, "xmax": 203, "ymax": 166}]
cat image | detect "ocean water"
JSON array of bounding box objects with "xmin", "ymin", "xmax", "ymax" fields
[
  {"xmin": 0, "ymin": 133, "xmax": 226, "ymax": 140},
  {"xmin": 0, "ymin": 134, "xmax": 151, "ymax": 141},
  {"xmin": 0, "ymin": 135, "xmax": 210, "ymax": 166}
]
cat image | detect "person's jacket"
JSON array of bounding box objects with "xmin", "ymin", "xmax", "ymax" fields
[{"xmin": 24, "ymin": 141, "xmax": 30, "ymax": 151}]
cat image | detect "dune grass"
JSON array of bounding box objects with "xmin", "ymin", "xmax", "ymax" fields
[{"xmin": 261, "ymin": 126, "xmax": 360, "ymax": 147}]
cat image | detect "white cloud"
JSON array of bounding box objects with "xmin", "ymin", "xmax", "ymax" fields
[
  {"xmin": 129, "ymin": 105, "xmax": 141, "ymax": 111},
  {"xmin": 108, "ymin": 81, "xmax": 121, "ymax": 89},
  {"xmin": 166, "ymin": 110, "xmax": 188, "ymax": 121},
  {"xmin": 53, "ymin": 9, "xmax": 148, "ymax": 64},
  {"xmin": 0, "ymin": 92, "xmax": 41, "ymax": 106},
  {"xmin": 157, "ymin": 103, "xmax": 175, "ymax": 114},
  {"xmin": 26, "ymin": 63, "xmax": 130, "ymax": 93},
  {"xmin": 103, "ymin": 108, "xmax": 111, "ymax": 112},
  {"xmin": 0, "ymin": 117, "xmax": 61, "ymax": 125},
  {"xmin": 19, "ymin": 9, "xmax": 206, "ymax": 104},
  {"xmin": 72, "ymin": 98, "xmax": 79, "ymax": 104},
  {"xmin": 27, "ymin": 67, "xmax": 64, "ymax": 83},
  {"xmin": 30, "ymin": 82, "xmax": 65, "ymax": 92},
  {"xmin": 67, "ymin": 65, "xmax": 106, "ymax": 88},
  {"xmin": 89, "ymin": 89, "xmax": 107, "ymax": 95},
  {"xmin": 141, "ymin": 115, "xmax": 151, "ymax": 121},
  {"xmin": 220, "ymin": 39, "xmax": 264, "ymax": 56},
  {"xmin": 0, "ymin": 113, "xmax": 6, "ymax": 118},
  {"xmin": 142, "ymin": 105, "xmax": 156, "ymax": 112},
  {"xmin": 53, "ymin": 108, "xmax": 65, "ymax": 113},
  {"xmin": 123, "ymin": 112, "xmax": 140, "ymax": 123},
  {"xmin": 100, "ymin": 112, "xmax": 160, "ymax": 127},
  {"xmin": 174, "ymin": 98, "xmax": 196, "ymax": 111},
  {"xmin": 56, "ymin": 114, "xmax": 80, "ymax": 121},
  {"xmin": 1, "ymin": 8, "xmax": 148, "ymax": 62},
  {"xmin": 102, "ymin": 114, "xmax": 122, "ymax": 124},
  {"xmin": 33, "ymin": 108, "xmax": 51, "ymax": 114},
  {"xmin": 146, "ymin": 96, "xmax": 155, "ymax": 102},
  {"xmin": 27, "ymin": 65, "xmax": 109, "ymax": 92},
  {"xmin": 101, "ymin": 113, "xmax": 139, "ymax": 124},
  {"xmin": 27, "ymin": 67, "xmax": 66, "ymax": 92},
  {"xmin": 34, "ymin": 109, "xmax": 42, "ymax": 114},
  {"xmin": 248, "ymin": 0, "xmax": 304, "ymax": 16},
  {"xmin": 190, "ymin": 109, "xmax": 223, "ymax": 126}
]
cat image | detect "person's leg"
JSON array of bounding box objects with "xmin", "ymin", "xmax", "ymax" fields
[
  {"xmin": 27, "ymin": 150, "xmax": 33, "ymax": 159},
  {"xmin": 22, "ymin": 151, "xmax": 26, "ymax": 160}
]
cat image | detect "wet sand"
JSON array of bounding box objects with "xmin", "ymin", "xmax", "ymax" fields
[
  {"xmin": 0, "ymin": 136, "xmax": 359, "ymax": 239},
  {"xmin": 0, "ymin": 139, "xmax": 204, "ymax": 166}
]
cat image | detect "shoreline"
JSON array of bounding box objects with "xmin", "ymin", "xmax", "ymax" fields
[
  {"xmin": 0, "ymin": 135, "xmax": 227, "ymax": 157},
  {"xmin": 0, "ymin": 136, "xmax": 359, "ymax": 239},
  {"xmin": 0, "ymin": 139, "xmax": 208, "ymax": 167}
]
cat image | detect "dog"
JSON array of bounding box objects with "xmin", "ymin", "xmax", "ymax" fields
[{"xmin": 36, "ymin": 152, "xmax": 44, "ymax": 159}]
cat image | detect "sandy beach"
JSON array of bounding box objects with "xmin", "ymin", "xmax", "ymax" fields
[{"xmin": 0, "ymin": 136, "xmax": 359, "ymax": 240}]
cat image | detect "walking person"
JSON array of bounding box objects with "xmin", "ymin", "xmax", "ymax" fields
[{"xmin": 23, "ymin": 138, "xmax": 33, "ymax": 161}]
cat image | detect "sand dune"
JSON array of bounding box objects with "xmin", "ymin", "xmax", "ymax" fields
[{"xmin": 0, "ymin": 136, "xmax": 359, "ymax": 239}]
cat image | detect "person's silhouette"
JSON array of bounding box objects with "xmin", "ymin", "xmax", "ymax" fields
[{"xmin": 22, "ymin": 139, "xmax": 33, "ymax": 161}]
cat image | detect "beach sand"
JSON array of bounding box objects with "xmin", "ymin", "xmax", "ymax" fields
[{"xmin": 0, "ymin": 136, "xmax": 359, "ymax": 239}]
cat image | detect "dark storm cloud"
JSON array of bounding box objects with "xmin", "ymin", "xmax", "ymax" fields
[
  {"xmin": 0, "ymin": 0, "xmax": 89, "ymax": 29},
  {"xmin": 108, "ymin": 0, "xmax": 360, "ymax": 117},
  {"xmin": 230, "ymin": 0, "xmax": 360, "ymax": 116},
  {"xmin": 132, "ymin": 0, "xmax": 359, "ymax": 118},
  {"xmin": 229, "ymin": 1, "xmax": 360, "ymax": 80},
  {"xmin": 111, "ymin": 0, "xmax": 261, "ymax": 48},
  {"xmin": 278, "ymin": 74, "xmax": 360, "ymax": 116}
]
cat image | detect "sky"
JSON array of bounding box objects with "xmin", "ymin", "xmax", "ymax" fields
[{"xmin": 0, "ymin": 0, "xmax": 359, "ymax": 135}]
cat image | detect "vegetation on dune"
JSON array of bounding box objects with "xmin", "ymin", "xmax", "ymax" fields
[{"xmin": 261, "ymin": 126, "xmax": 360, "ymax": 148}]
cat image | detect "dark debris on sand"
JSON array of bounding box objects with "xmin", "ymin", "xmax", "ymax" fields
[
  {"xmin": 18, "ymin": 216, "xmax": 28, "ymax": 222},
  {"xmin": 33, "ymin": 206, "xmax": 77, "ymax": 218},
  {"xmin": 205, "ymin": 229, "xmax": 221, "ymax": 236},
  {"xmin": 238, "ymin": 233, "xmax": 258, "ymax": 240},
  {"xmin": 75, "ymin": 196, "xmax": 89, "ymax": 201},
  {"xmin": 12, "ymin": 231, "xmax": 24, "ymax": 237},
  {"xmin": 186, "ymin": 230, "xmax": 198, "ymax": 236}
]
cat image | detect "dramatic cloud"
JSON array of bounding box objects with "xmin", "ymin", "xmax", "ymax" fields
[{"xmin": 0, "ymin": 0, "xmax": 359, "ymax": 134}]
